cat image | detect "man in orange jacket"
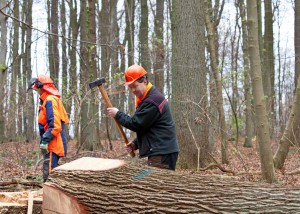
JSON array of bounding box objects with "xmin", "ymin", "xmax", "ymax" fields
[{"xmin": 28, "ymin": 75, "xmax": 69, "ymax": 182}]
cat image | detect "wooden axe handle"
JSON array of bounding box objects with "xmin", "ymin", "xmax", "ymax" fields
[{"xmin": 97, "ymin": 85, "xmax": 135, "ymax": 157}]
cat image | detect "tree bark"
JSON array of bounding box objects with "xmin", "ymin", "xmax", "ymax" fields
[
  {"xmin": 79, "ymin": 0, "xmax": 91, "ymax": 150},
  {"xmin": 171, "ymin": 0, "xmax": 209, "ymax": 169},
  {"xmin": 44, "ymin": 157, "xmax": 300, "ymax": 213},
  {"xmin": 153, "ymin": 0, "xmax": 165, "ymax": 93},
  {"xmin": 0, "ymin": 0, "xmax": 7, "ymax": 143},
  {"xmin": 263, "ymin": 0, "xmax": 275, "ymax": 135},
  {"xmin": 139, "ymin": 0, "xmax": 150, "ymax": 72},
  {"xmin": 24, "ymin": 0, "xmax": 34, "ymax": 142},
  {"xmin": 246, "ymin": 0, "xmax": 276, "ymax": 183},
  {"xmin": 123, "ymin": 0, "xmax": 135, "ymax": 137},
  {"xmin": 204, "ymin": 0, "xmax": 228, "ymax": 164},
  {"xmin": 238, "ymin": 0, "xmax": 253, "ymax": 148},
  {"xmin": 295, "ymin": 0, "xmax": 300, "ymax": 89},
  {"xmin": 292, "ymin": 0, "xmax": 300, "ymax": 145},
  {"xmin": 68, "ymin": 0, "xmax": 79, "ymax": 139},
  {"xmin": 7, "ymin": 0, "xmax": 20, "ymax": 142},
  {"xmin": 274, "ymin": 74, "xmax": 300, "ymax": 169},
  {"xmin": 48, "ymin": 0, "xmax": 59, "ymax": 81}
]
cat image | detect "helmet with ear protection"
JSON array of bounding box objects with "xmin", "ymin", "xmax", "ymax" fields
[
  {"xmin": 34, "ymin": 75, "xmax": 54, "ymax": 89},
  {"xmin": 35, "ymin": 80, "xmax": 44, "ymax": 88}
]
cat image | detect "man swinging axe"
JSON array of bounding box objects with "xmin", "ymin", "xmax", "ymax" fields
[
  {"xmin": 89, "ymin": 77, "xmax": 135, "ymax": 157},
  {"xmin": 91, "ymin": 64, "xmax": 179, "ymax": 170}
]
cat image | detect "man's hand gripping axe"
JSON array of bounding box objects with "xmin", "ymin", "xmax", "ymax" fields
[{"xmin": 89, "ymin": 78, "xmax": 135, "ymax": 157}]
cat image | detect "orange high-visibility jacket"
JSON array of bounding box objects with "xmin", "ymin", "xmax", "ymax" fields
[{"xmin": 38, "ymin": 92, "xmax": 69, "ymax": 157}]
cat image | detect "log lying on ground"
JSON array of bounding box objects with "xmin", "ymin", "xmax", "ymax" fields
[
  {"xmin": 0, "ymin": 190, "xmax": 42, "ymax": 214},
  {"xmin": 43, "ymin": 157, "xmax": 300, "ymax": 213}
]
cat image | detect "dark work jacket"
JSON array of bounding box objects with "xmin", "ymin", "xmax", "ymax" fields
[{"xmin": 115, "ymin": 86, "xmax": 179, "ymax": 158}]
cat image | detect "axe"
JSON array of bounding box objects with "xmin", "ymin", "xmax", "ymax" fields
[{"xmin": 89, "ymin": 78, "xmax": 135, "ymax": 157}]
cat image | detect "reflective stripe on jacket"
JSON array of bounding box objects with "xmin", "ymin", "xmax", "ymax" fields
[{"xmin": 38, "ymin": 92, "xmax": 69, "ymax": 157}]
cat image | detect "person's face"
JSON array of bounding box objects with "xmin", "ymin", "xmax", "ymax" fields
[
  {"xmin": 128, "ymin": 79, "xmax": 146, "ymax": 98},
  {"xmin": 35, "ymin": 87, "xmax": 44, "ymax": 95}
]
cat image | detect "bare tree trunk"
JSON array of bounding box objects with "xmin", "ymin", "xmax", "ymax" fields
[
  {"xmin": 79, "ymin": 0, "xmax": 91, "ymax": 150},
  {"xmin": 139, "ymin": 0, "xmax": 150, "ymax": 73},
  {"xmin": 99, "ymin": 0, "xmax": 112, "ymax": 144},
  {"xmin": 292, "ymin": 0, "xmax": 300, "ymax": 145},
  {"xmin": 0, "ymin": 0, "xmax": 7, "ymax": 142},
  {"xmin": 153, "ymin": 0, "xmax": 165, "ymax": 94},
  {"xmin": 247, "ymin": 0, "xmax": 276, "ymax": 183},
  {"xmin": 124, "ymin": 0, "xmax": 135, "ymax": 138},
  {"xmin": 68, "ymin": 0, "xmax": 79, "ymax": 140},
  {"xmin": 88, "ymin": 0, "xmax": 98, "ymax": 151},
  {"xmin": 110, "ymin": 0, "xmax": 122, "ymax": 143},
  {"xmin": 24, "ymin": 0, "xmax": 34, "ymax": 142},
  {"xmin": 295, "ymin": 0, "xmax": 300, "ymax": 89},
  {"xmin": 204, "ymin": 0, "xmax": 228, "ymax": 164},
  {"xmin": 7, "ymin": 0, "xmax": 20, "ymax": 141},
  {"xmin": 238, "ymin": 0, "xmax": 253, "ymax": 148},
  {"xmin": 273, "ymin": 73, "xmax": 300, "ymax": 169},
  {"xmin": 48, "ymin": 0, "xmax": 59, "ymax": 81},
  {"xmin": 263, "ymin": 0, "xmax": 275, "ymax": 135},
  {"xmin": 171, "ymin": 0, "xmax": 209, "ymax": 169}
]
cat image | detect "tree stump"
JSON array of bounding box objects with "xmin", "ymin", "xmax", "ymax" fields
[{"xmin": 43, "ymin": 157, "xmax": 300, "ymax": 213}]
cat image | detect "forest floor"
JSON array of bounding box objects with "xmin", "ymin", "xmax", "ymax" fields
[{"xmin": 0, "ymin": 138, "xmax": 300, "ymax": 190}]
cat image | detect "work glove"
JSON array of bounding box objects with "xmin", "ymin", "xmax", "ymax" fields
[{"xmin": 40, "ymin": 141, "xmax": 49, "ymax": 154}]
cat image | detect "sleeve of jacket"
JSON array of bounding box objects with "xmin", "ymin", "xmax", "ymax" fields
[
  {"xmin": 42, "ymin": 98, "xmax": 62, "ymax": 143},
  {"xmin": 115, "ymin": 102, "xmax": 160, "ymax": 132}
]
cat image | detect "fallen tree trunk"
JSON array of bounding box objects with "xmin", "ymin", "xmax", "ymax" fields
[{"xmin": 43, "ymin": 157, "xmax": 300, "ymax": 213}]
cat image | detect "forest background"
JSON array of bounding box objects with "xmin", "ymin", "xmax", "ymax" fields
[{"xmin": 0, "ymin": 0, "xmax": 299, "ymax": 184}]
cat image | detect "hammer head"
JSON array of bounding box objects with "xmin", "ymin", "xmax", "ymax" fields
[{"xmin": 89, "ymin": 78, "xmax": 106, "ymax": 89}]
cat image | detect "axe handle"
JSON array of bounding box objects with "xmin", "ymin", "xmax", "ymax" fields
[{"xmin": 98, "ymin": 85, "xmax": 135, "ymax": 157}]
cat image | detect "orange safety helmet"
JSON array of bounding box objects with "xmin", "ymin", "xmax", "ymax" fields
[
  {"xmin": 30, "ymin": 74, "xmax": 60, "ymax": 97},
  {"xmin": 124, "ymin": 64, "xmax": 148, "ymax": 86}
]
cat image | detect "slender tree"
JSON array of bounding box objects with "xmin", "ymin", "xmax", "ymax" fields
[
  {"xmin": 79, "ymin": 0, "xmax": 91, "ymax": 150},
  {"xmin": 273, "ymin": 74, "xmax": 300, "ymax": 169},
  {"xmin": 247, "ymin": 0, "xmax": 276, "ymax": 183},
  {"xmin": 238, "ymin": 0, "xmax": 253, "ymax": 148},
  {"xmin": 204, "ymin": 0, "xmax": 228, "ymax": 164},
  {"xmin": 7, "ymin": 0, "xmax": 20, "ymax": 141},
  {"xmin": 273, "ymin": 0, "xmax": 300, "ymax": 169},
  {"xmin": 0, "ymin": 0, "xmax": 7, "ymax": 142},
  {"xmin": 23, "ymin": 0, "xmax": 34, "ymax": 142},
  {"xmin": 139, "ymin": 0, "xmax": 150, "ymax": 72},
  {"xmin": 48, "ymin": 0, "xmax": 59, "ymax": 80},
  {"xmin": 99, "ymin": 0, "xmax": 112, "ymax": 143},
  {"xmin": 67, "ymin": 0, "xmax": 79, "ymax": 139},
  {"xmin": 295, "ymin": 0, "xmax": 300, "ymax": 89},
  {"xmin": 263, "ymin": 0, "xmax": 276, "ymax": 135},
  {"xmin": 153, "ymin": 0, "xmax": 165, "ymax": 93},
  {"xmin": 124, "ymin": 0, "xmax": 136, "ymax": 137}
]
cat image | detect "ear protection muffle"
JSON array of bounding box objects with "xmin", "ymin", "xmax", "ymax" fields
[{"xmin": 35, "ymin": 80, "xmax": 44, "ymax": 88}]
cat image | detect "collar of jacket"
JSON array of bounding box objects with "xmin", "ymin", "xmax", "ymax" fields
[
  {"xmin": 136, "ymin": 82, "xmax": 153, "ymax": 108},
  {"xmin": 39, "ymin": 91, "xmax": 58, "ymax": 102}
]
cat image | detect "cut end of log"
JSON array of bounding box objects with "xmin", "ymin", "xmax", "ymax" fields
[
  {"xmin": 54, "ymin": 157, "xmax": 127, "ymax": 171},
  {"xmin": 43, "ymin": 157, "xmax": 127, "ymax": 214}
]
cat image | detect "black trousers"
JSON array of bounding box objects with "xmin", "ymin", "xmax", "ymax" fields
[{"xmin": 147, "ymin": 152, "xmax": 178, "ymax": 170}]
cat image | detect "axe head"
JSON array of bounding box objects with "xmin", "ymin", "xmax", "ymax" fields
[{"xmin": 89, "ymin": 78, "xmax": 106, "ymax": 89}]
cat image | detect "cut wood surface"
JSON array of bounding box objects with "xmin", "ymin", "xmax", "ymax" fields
[
  {"xmin": 0, "ymin": 190, "xmax": 42, "ymax": 214},
  {"xmin": 44, "ymin": 157, "xmax": 300, "ymax": 213}
]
